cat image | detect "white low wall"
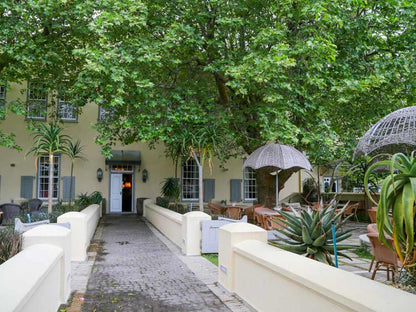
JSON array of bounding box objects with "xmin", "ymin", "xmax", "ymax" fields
[
  {"xmin": 219, "ymin": 223, "xmax": 416, "ymax": 312},
  {"xmin": 144, "ymin": 200, "xmax": 211, "ymax": 255},
  {"xmin": 57, "ymin": 204, "xmax": 101, "ymax": 261},
  {"xmin": 0, "ymin": 244, "xmax": 64, "ymax": 312}
]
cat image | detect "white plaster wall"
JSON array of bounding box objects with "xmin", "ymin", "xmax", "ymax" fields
[
  {"xmin": 144, "ymin": 202, "xmax": 183, "ymax": 248},
  {"xmin": 0, "ymin": 244, "xmax": 63, "ymax": 312},
  {"xmin": 218, "ymin": 223, "xmax": 416, "ymax": 312}
]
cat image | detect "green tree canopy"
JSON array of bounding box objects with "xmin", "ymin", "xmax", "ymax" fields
[{"xmin": 1, "ymin": 0, "xmax": 415, "ymax": 204}]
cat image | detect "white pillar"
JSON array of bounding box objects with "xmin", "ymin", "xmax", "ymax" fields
[
  {"xmin": 182, "ymin": 211, "xmax": 211, "ymax": 255},
  {"xmin": 23, "ymin": 224, "xmax": 72, "ymax": 303}
]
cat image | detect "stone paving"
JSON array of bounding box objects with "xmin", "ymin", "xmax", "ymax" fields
[
  {"xmin": 80, "ymin": 215, "xmax": 248, "ymax": 312},
  {"xmin": 64, "ymin": 216, "xmax": 401, "ymax": 312}
]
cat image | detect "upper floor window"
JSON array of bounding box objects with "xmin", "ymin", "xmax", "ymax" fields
[
  {"xmin": 58, "ymin": 97, "xmax": 77, "ymax": 122},
  {"xmin": 98, "ymin": 105, "xmax": 110, "ymax": 121},
  {"xmin": 0, "ymin": 85, "xmax": 6, "ymax": 103},
  {"xmin": 244, "ymin": 167, "xmax": 257, "ymax": 201},
  {"xmin": 0, "ymin": 85, "xmax": 6, "ymax": 118},
  {"xmin": 37, "ymin": 155, "xmax": 60, "ymax": 200},
  {"xmin": 182, "ymin": 158, "xmax": 199, "ymax": 201},
  {"xmin": 27, "ymin": 82, "xmax": 47, "ymax": 120}
]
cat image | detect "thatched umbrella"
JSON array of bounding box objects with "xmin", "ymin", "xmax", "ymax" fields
[
  {"xmin": 242, "ymin": 143, "xmax": 312, "ymax": 206},
  {"xmin": 355, "ymin": 106, "xmax": 416, "ymax": 157}
]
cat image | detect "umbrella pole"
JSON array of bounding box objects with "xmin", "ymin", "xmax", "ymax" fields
[{"xmin": 276, "ymin": 172, "xmax": 279, "ymax": 207}]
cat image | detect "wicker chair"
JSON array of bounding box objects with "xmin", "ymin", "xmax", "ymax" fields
[
  {"xmin": 28, "ymin": 198, "xmax": 43, "ymax": 213},
  {"xmin": 244, "ymin": 204, "xmax": 263, "ymax": 223},
  {"xmin": 367, "ymin": 232, "xmax": 401, "ymax": 281},
  {"xmin": 336, "ymin": 202, "xmax": 359, "ymax": 222},
  {"xmin": 208, "ymin": 202, "xmax": 225, "ymax": 215},
  {"xmin": 0, "ymin": 203, "xmax": 22, "ymax": 225},
  {"xmin": 226, "ymin": 206, "xmax": 243, "ymax": 220}
]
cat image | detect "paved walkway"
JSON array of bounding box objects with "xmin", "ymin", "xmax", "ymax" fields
[{"xmin": 80, "ymin": 215, "xmax": 250, "ymax": 312}]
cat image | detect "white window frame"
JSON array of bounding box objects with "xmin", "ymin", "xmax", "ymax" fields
[
  {"xmin": 0, "ymin": 85, "xmax": 5, "ymax": 118},
  {"xmin": 58, "ymin": 97, "xmax": 77, "ymax": 122},
  {"xmin": 244, "ymin": 167, "xmax": 257, "ymax": 201},
  {"xmin": 37, "ymin": 155, "xmax": 60, "ymax": 200},
  {"xmin": 98, "ymin": 105, "xmax": 110, "ymax": 121},
  {"xmin": 27, "ymin": 82, "xmax": 47, "ymax": 120},
  {"xmin": 181, "ymin": 158, "xmax": 199, "ymax": 201}
]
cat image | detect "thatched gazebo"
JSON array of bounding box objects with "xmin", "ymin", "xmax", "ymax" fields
[{"xmin": 355, "ymin": 106, "xmax": 416, "ymax": 157}]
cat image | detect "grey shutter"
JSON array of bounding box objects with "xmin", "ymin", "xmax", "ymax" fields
[
  {"xmin": 21, "ymin": 176, "xmax": 34, "ymax": 199},
  {"xmin": 230, "ymin": 179, "xmax": 242, "ymax": 202},
  {"xmin": 203, "ymin": 179, "xmax": 215, "ymax": 202},
  {"xmin": 62, "ymin": 176, "xmax": 75, "ymax": 201}
]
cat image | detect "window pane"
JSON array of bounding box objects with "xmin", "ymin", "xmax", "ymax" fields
[
  {"xmin": 244, "ymin": 168, "xmax": 257, "ymax": 201},
  {"xmin": 27, "ymin": 82, "xmax": 47, "ymax": 120},
  {"xmin": 38, "ymin": 155, "xmax": 60, "ymax": 200},
  {"xmin": 58, "ymin": 98, "xmax": 77, "ymax": 121},
  {"xmin": 182, "ymin": 159, "xmax": 199, "ymax": 200}
]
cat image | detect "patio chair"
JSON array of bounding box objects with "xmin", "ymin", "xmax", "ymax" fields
[
  {"xmin": 208, "ymin": 202, "xmax": 226, "ymax": 215},
  {"xmin": 28, "ymin": 198, "xmax": 43, "ymax": 213},
  {"xmin": 253, "ymin": 207, "xmax": 273, "ymax": 228},
  {"xmin": 336, "ymin": 202, "xmax": 359, "ymax": 222},
  {"xmin": 244, "ymin": 204, "xmax": 263, "ymax": 223},
  {"xmin": 0, "ymin": 203, "xmax": 22, "ymax": 225},
  {"xmin": 367, "ymin": 232, "xmax": 401, "ymax": 281},
  {"xmin": 226, "ymin": 206, "xmax": 243, "ymax": 220},
  {"xmin": 368, "ymin": 206, "xmax": 377, "ymax": 223}
]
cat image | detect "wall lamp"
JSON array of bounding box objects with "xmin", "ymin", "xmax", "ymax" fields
[
  {"xmin": 97, "ymin": 168, "xmax": 103, "ymax": 182},
  {"xmin": 142, "ymin": 169, "xmax": 148, "ymax": 183}
]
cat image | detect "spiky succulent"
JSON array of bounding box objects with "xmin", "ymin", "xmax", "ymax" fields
[{"xmin": 270, "ymin": 204, "xmax": 355, "ymax": 266}]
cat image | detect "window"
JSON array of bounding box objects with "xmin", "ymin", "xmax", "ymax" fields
[
  {"xmin": 0, "ymin": 84, "xmax": 6, "ymax": 118},
  {"xmin": 98, "ymin": 105, "xmax": 110, "ymax": 121},
  {"xmin": 182, "ymin": 158, "xmax": 199, "ymax": 200},
  {"xmin": 323, "ymin": 176, "xmax": 339, "ymax": 193},
  {"xmin": 38, "ymin": 155, "xmax": 60, "ymax": 200},
  {"xmin": 58, "ymin": 97, "xmax": 77, "ymax": 122},
  {"xmin": 27, "ymin": 82, "xmax": 47, "ymax": 120},
  {"xmin": 0, "ymin": 85, "xmax": 6, "ymax": 104},
  {"xmin": 244, "ymin": 167, "xmax": 257, "ymax": 201}
]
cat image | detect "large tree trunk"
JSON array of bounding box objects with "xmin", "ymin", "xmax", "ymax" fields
[
  {"xmin": 256, "ymin": 167, "xmax": 298, "ymax": 208},
  {"xmin": 48, "ymin": 154, "xmax": 54, "ymax": 214}
]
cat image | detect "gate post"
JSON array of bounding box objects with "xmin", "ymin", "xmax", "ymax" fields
[{"xmin": 182, "ymin": 211, "xmax": 211, "ymax": 255}]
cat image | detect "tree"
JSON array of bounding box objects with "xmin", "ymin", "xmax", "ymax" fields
[
  {"xmin": 164, "ymin": 125, "xmax": 232, "ymax": 211},
  {"xmin": 2, "ymin": 1, "xmax": 416, "ymax": 206},
  {"xmin": 67, "ymin": 140, "xmax": 85, "ymax": 210},
  {"xmin": 26, "ymin": 123, "xmax": 70, "ymax": 213}
]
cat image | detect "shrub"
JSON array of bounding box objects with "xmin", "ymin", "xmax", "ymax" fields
[
  {"xmin": 76, "ymin": 191, "xmax": 103, "ymax": 208},
  {"xmin": 156, "ymin": 196, "xmax": 169, "ymax": 208},
  {"xmin": 0, "ymin": 227, "xmax": 22, "ymax": 265}
]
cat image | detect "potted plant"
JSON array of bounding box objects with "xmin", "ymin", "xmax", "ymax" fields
[
  {"xmin": 160, "ymin": 177, "xmax": 181, "ymax": 207},
  {"xmin": 364, "ymin": 152, "xmax": 416, "ymax": 275}
]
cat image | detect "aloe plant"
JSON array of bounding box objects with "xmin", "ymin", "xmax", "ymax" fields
[
  {"xmin": 270, "ymin": 204, "xmax": 354, "ymax": 266},
  {"xmin": 364, "ymin": 152, "xmax": 416, "ymax": 268}
]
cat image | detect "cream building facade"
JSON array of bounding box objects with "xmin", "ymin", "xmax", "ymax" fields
[{"xmin": 0, "ymin": 82, "xmax": 302, "ymax": 212}]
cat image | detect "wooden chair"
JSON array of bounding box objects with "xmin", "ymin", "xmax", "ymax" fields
[
  {"xmin": 226, "ymin": 206, "xmax": 243, "ymax": 220},
  {"xmin": 367, "ymin": 232, "xmax": 401, "ymax": 281},
  {"xmin": 208, "ymin": 202, "xmax": 225, "ymax": 215}
]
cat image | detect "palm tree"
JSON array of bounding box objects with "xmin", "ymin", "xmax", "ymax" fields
[
  {"xmin": 26, "ymin": 123, "xmax": 71, "ymax": 213},
  {"xmin": 67, "ymin": 140, "xmax": 85, "ymax": 210}
]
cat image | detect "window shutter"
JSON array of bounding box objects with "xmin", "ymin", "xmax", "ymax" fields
[
  {"xmin": 62, "ymin": 176, "xmax": 75, "ymax": 201},
  {"xmin": 230, "ymin": 179, "xmax": 242, "ymax": 202},
  {"xmin": 21, "ymin": 176, "xmax": 34, "ymax": 199},
  {"xmin": 203, "ymin": 179, "xmax": 215, "ymax": 202}
]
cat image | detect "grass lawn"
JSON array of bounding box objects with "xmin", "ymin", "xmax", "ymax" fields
[{"xmin": 202, "ymin": 253, "xmax": 218, "ymax": 266}]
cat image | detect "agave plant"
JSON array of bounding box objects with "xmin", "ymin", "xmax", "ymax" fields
[
  {"xmin": 270, "ymin": 204, "xmax": 354, "ymax": 266},
  {"xmin": 364, "ymin": 152, "xmax": 416, "ymax": 268}
]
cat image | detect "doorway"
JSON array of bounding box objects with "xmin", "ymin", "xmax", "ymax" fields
[{"xmin": 110, "ymin": 164, "xmax": 134, "ymax": 213}]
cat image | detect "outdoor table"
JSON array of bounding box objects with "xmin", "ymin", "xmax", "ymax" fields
[{"xmin": 255, "ymin": 209, "xmax": 283, "ymax": 230}]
